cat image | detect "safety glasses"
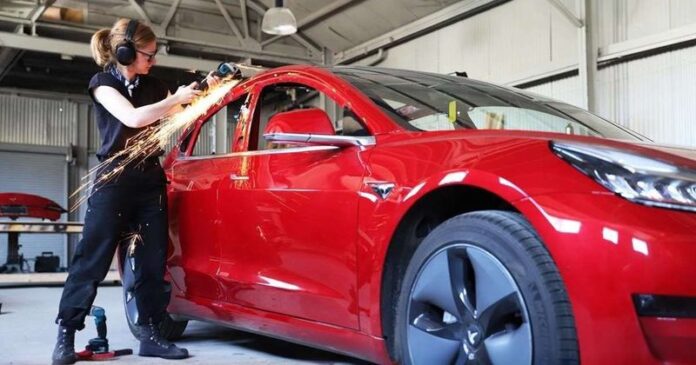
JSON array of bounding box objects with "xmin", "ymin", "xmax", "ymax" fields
[{"xmin": 137, "ymin": 49, "xmax": 157, "ymax": 62}]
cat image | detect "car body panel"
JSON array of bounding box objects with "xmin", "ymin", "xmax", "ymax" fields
[
  {"xmin": 215, "ymin": 146, "xmax": 364, "ymax": 329},
  {"xmin": 162, "ymin": 65, "xmax": 696, "ymax": 364}
]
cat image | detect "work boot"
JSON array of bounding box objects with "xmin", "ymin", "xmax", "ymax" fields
[
  {"xmin": 52, "ymin": 326, "xmax": 77, "ymax": 365},
  {"xmin": 138, "ymin": 320, "xmax": 188, "ymax": 359}
]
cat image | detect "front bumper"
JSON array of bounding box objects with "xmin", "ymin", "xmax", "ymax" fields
[{"xmin": 515, "ymin": 192, "xmax": 696, "ymax": 365}]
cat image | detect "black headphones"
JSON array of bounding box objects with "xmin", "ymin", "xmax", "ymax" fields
[{"xmin": 115, "ymin": 19, "xmax": 139, "ymax": 66}]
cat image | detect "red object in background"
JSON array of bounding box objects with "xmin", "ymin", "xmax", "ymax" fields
[
  {"xmin": 139, "ymin": 66, "xmax": 695, "ymax": 364},
  {"xmin": 0, "ymin": 193, "xmax": 66, "ymax": 221}
]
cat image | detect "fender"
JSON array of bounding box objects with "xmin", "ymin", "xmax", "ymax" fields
[{"xmin": 355, "ymin": 167, "xmax": 535, "ymax": 335}]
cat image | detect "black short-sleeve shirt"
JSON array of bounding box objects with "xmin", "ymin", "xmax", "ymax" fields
[{"xmin": 88, "ymin": 72, "xmax": 170, "ymax": 161}]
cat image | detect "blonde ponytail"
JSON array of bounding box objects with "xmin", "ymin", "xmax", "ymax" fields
[
  {"xmin": 90, "ymin": 28, "xmax": 112, "ymax": 67},
  {"xmin": 90, "ymin": 19, "xmax": 156, "ymax": 68}
]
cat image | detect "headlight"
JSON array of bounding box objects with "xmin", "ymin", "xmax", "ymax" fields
[{"xmin": 551, "ymin": 141, "xmax": 696, "ymax": 213}]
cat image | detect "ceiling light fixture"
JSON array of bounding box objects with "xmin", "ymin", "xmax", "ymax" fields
[{"xmin": 261, "ymin": 0, "xmax": 297, "ymax": 35}]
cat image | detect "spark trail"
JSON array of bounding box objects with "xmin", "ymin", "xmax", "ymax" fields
[{"xmin": 69, "ymin": 78, "xmax": 239, "ymax": 211}]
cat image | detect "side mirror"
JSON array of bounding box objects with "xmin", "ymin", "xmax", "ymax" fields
[
  {"xmin": 264, "ymin": 108, "xmax": 335, "ymax": 136},
  {"xmin": 263, "ymin": 108, "xmax": 375, "ymax": 148}
]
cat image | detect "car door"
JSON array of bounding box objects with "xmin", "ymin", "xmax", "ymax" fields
[
  {"xmin": 167, "ymin": 94, "xmax": 248, "ymax": 301},
  {"xmin": 217, "ymin": 77, "xmax": 368, "ymax": 330}
]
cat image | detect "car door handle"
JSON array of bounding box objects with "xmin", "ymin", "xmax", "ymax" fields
[{"xmin": 229, "ymin": 173, "xmax": 249, "ymax": 181}]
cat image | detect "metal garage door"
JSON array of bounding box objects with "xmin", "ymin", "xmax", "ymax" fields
[{"xmin": 0, "ymin": 150, "xmax": 68, "ymax": 270}]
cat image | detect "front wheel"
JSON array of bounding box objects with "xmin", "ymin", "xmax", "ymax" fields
[
  {"xmin": 120, "ymin": 249, "xmax": 188, "ymax": 340},
  {"xmin": 393, "ymin": 211, "xmax": 579, "ymax": 365}
]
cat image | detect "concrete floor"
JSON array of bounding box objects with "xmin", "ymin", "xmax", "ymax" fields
[{"xmin": 0, "ymin": 285, "xmax": 369, "ymax": 365}]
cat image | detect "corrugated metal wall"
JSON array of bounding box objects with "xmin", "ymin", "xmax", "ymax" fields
[
  {"xmin": 372, "ymin": 0, "xmax": 696, "ymax": 148},
  {"xmin": 377, "ymin": 0, "xmax": 578, "ymax": 84},
  {"xmin": 521, "ymin": 46, "xmax": 696, "ymax": 149},
  {"xmin": 0, "ymin": 94, "xmax": 77, "ymax": 146},
  {"xmin": 0, "ymin": 92, "xmax": 81, "ymax": 269}
]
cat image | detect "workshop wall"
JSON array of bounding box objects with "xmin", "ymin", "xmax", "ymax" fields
[{"xmin": 374, "ymin": 0, "xmax": 696, "ymax": 148}]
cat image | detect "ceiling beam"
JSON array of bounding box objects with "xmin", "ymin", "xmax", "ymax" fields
[
  {"xmin": 214, "ymin": 0, "xmax": 247, "ymax": 46},
  {"xmin": 261, "ymin": 0, "xmax": 359, "ymax": 47},
  {"xmin": 160, "ymin": 0, "xmax": 182, "ymax": 35},
  {"xmin": 240, "ymin": 0, "xmax": 250, "ymax": 39},
  {"xmin": 0, "ymin": 47, "xmax": 24, "ymax": 83},
  {"xmin": 128, "ymin": 0, "xmax": 152, "ymax": 24},
  {"xmin": 0, "ymin": 31, "xmax": 220, "ymax": 71},
  {"xmin": 29, "ymin": 0, "xmax": 55, "ymax": 24},
  {"xmin": 0, "ymin": 16, "xmax": 319, "ymax": 64},
  {"xmin": 547, "ymin": 0, "xmax": 583, "ymax": 28},
  {"xmin": 334, "ymin": 0, "xmax": 508, "ymax": 64}
]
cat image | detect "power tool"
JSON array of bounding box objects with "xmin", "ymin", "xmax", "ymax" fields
[
  {"xmin": 75, "ymin": 306, "xmax": 133, "ymax": 361},
  {"xmin": 196, "ymin": 62, "xmax": 242, "ymax": 91}
]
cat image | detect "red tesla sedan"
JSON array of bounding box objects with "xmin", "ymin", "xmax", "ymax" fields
[{"xmin": 119, "ymin": 65, "xmax": 696, "ymax": 365}]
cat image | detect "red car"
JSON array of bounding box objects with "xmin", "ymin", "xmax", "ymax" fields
[
  {"xmin": 0, "ymin": 192, "xmax": 66, "ymax": 221},
  {"xmin": 118, "ymin": 65, "xmax": 696, "ymax": 365}
]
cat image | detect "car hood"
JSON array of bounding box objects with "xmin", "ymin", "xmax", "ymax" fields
[
  {"xmin": 378, "ymin": 130, "xmax": 696, "ymax": 168},
  {"xmin": 632, "ymin": 141, "xmax": 696, "ymax": 162}
]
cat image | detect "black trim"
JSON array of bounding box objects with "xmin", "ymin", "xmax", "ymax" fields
[
  {"xmin": 633, "ymin": 294, "xmax": 696, "ymax": 318},
  {"xmin": 598, "ymin": 38, "xmax": 696, "ymax": 69},
  {"xmin": 514, "ymin": 69, "xmax": 579, "ymax": 89}
]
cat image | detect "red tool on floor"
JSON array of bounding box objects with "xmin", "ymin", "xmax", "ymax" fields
[{"xmin": 75, "ymin": 306, "xmax": 133, "ymax": 361}]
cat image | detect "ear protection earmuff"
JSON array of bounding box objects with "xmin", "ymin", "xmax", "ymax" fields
[{"xmin": 115, "ymin": 19, "xmax": 139, "ymax": 66}]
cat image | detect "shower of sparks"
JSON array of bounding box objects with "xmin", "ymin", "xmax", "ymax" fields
[
  {"xmin": 124, "ymin": 228, "xmax": 143, "ymax": 256},
  {"xmin": 69, "ymin": 78, "xmax": 239, "ymax": 211}
]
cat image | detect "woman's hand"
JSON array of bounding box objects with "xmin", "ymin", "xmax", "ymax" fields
[
  {"xmin": 173, "ymin": 82, "xmax": 201, "ymax": 105},
  {"xmin": 204, "ymin": 71, "xmax": 221, "ymax": 89}
]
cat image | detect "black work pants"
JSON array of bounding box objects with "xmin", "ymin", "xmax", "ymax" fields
[{"xmin": 56, "ymin": 158, "xmax": 169, "ymax": 330}]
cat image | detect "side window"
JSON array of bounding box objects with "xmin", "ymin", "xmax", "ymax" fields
[
  {"xmin": 187, "ymin": 94, "xmax": 248, "ymax": 157},
  {"xmin": 251, "ymin": 83, "xmax": 367, "ymax": 151}
]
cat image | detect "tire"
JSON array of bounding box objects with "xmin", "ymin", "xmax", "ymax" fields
[
  {"xmin": 392, "ymin": 210, "xmax": 578, "ymax": 365},
  {"xmin": 120, "ymin": 248, "xmax": 188, "ymax": 340}
]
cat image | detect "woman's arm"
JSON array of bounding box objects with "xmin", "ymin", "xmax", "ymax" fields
[{"xmin": 93, "ymin": 82, "xmax": 200, "ymax": 128}]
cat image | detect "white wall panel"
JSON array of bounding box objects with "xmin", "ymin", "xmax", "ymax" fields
[
  {"xmin": 369, "ymin": 0, "xmax": 696, "ymax": 148},
  {"xmin": 524, "ymin": 47, "xmax": 696, "ymax": 149},
  {"xmin": 598, "ymin": 46, "xmax": 696, "ymax": 148},
  {"xmin": 437, "ymin": 14, "xmax": 491, "ymax": 78},
  {"xmin": 376, "ymin": 0, "xmax": 578, "ymax": 83},
  {"xmin": 670, "ymin": 0, "xmax": 696, "ymax": 28},
  {"xmin": 522, "ymin": 76, "xmax": 584, "ymax": 109},
  {"xmin": 625, "ymin": 0, "xmax": 670, "ymax": 40},
  {"xmin": 414, "ymin": 31, "xmax": 440, "ymax": 73},
  {"xmin": 598, "ymin": 0, "xmax": 696, "ymax": 46}
]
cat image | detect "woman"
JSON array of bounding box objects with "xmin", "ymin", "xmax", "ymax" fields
[{"xmin": 52, "ymin": 19, "xmax": 215, "ymax": 364}]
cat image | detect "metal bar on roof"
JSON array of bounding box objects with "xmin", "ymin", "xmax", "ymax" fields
[
  {"xmin": 240, "ymin": 0, "xmax": 250, "ymax": 39},
  {"xmin": 128, "ymin": 0, "xmax": 152, "ymax": 24},
  {"xmin": 546, "ymin": 0, "xmax": 583, "ymax": 28},
  {"xmin": 334, "ymin": 0, "xmax": 507, "ymax": 64},
  {"xmin": 161, "ymin": 0, "xmax": 182, "ymax": 33},
  {"xmin": 0, "ymin": 30, "xmax": 218, "ymax": 71},
  {"xmin": 0, "ymin": 19, "xmax": 317, "ymax": 65},
  {"xmin": 0, "ymin": 48, "xmax": 24, "ymax": 83},
  {"xmin": 29, "ymin": 0, "xmax": 56, "ymax": 24},
  {"xmin": 214, "ymin": 0, "xmax": 247, "ymax": 46}
]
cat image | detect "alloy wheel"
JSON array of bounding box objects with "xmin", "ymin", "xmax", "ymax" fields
[{"xmin": 406, "ymin": 244, "xmax": 532, "ymax": 365}]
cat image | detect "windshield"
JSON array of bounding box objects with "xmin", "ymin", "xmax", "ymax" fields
[{"xmin": 333, "ymin": 67, "xmax": 644, "ymax": 141}]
